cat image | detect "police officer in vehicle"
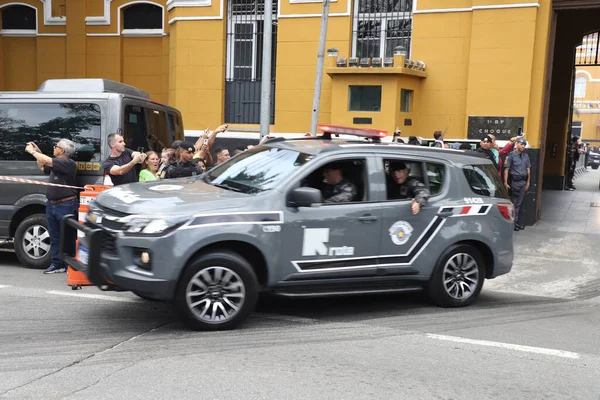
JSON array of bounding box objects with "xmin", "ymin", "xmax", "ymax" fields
[
  {"xmin": 388, "ymin": 161, "xmax": 430, "ymax": 215},
  {"xmin": 504, "ymin": 137, "xmax": 531, "ymax": 231},
  {"xmin": 164, "ymin": 141, "xmax": 205, "ymax": 179},
  {"xmin": 321, "ymin": 162, "xmax": 358, "ymax": 203}
]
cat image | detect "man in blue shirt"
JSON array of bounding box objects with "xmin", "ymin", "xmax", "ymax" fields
[{"xmin": 503, "ymin": 137, "xmax": 531, "ymax": 231}]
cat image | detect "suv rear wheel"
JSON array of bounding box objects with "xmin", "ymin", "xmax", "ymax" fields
[
  {"xmin": 176, "ymin": 251, "xmax": 258, "ymax": 331},
  {"xmin": 427, "ymin": 245, "xmax": 484, "ymax": 307},
  {"xmin": 14, "ymin": 214, "xmax": 51, "ymax": 269}
]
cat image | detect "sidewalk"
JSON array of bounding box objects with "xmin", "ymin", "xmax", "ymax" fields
[
  {"xmin": 485, "ymin": 168, "xmax": 600, "ymax": 300},
  {"xmin": 534, "ymin": 168, "xmax": 600, "ymax": 234}
]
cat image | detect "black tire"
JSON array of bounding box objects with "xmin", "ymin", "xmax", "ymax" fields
[
  {"xmin": 175, "ymin": 250, "xmax": 258, "ymax": 331},
  {"xmin": 14, "ymin": 214, "xmax": 51, "ymax": 269},
  {"xmin": 427, "ymin": 245, "xmax": 485, "ymax": 308},
  {"xmin": 592, "ymin": 165, "xmax": 599, "ymax": 170}
]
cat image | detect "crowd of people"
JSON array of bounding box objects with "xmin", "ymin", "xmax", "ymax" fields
[{"xmin": 103, "ymin": 124, "xmax": 234, "ymax": 185}]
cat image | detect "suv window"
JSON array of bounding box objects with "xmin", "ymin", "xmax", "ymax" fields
[
  {"xmin": 207, "ymin": 146, "xmax": 314, "ymax": 194},
  {"xmin": 426, "ymin": 162, "xmax": 445, "ymax": 196},
  {"xmin": 301, "ymin": 158, "xmax": 367, "ymax": 203},
  {"xmin": 463, "ymin": 164, "xmax": 509, "ymax": 198},
  {"xmin": 383, "ymin": 159, "xmax": 425, "ymax": 200},
  {"xmin": 0, "ymin": 103, "xmax": 101, "ymax": 162}
]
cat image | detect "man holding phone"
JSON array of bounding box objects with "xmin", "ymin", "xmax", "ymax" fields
[{"xmin": 103, "ymin": 133, "xmax": 147, "ymax": 186}]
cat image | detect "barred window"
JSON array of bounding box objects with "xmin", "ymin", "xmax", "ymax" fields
[{"xmin": 352, "ymin": 0, "xmax": 412, "ymax": 59}]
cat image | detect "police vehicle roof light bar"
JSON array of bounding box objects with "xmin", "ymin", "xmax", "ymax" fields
[{"xmin": 317, "ymin": 124, "xmax": 388, "ymax": 142}]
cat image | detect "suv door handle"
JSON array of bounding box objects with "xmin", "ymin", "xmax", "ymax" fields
[{"xmin": 359, "ymin": 214, "xmax": 378, "ymax": 222}]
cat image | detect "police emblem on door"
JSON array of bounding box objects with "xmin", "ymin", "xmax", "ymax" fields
[{"xmin": 389, "ymin": 221, "xmax": 414, "ymax": 245}]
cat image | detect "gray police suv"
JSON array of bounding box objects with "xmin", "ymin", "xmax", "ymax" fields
[{"xmin": 62, "ymin": 130, "xmax": 514, "ymax": 331}]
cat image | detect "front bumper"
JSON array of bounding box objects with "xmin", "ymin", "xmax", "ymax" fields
[{"xmin": 60, "ymin": 215, "xmax": 176, "ymax": 300}]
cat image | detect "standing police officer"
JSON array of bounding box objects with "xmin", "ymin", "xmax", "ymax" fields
[
  {"xmin": 504, "ymin": 137, "xmax": 531, "ymax": 231},
  {"xmin": 164, "ymin": 141, "xmax": 205, "ymax": 179}
]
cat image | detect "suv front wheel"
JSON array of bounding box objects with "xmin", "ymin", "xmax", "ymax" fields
[
  {"xmin": 176, "ymin": 250, "xmax": 258, "ymax": 331},
  {"xmin": 14, "ymin": 214, "xmax": 51, "ymax": 269},
  {"xmin": 427, "ymin": 245, "xmax": 485, "ymax": 307}
]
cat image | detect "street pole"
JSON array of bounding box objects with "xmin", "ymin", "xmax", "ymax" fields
[
  {"xmin": 259, "ymin": 0, "xmax": 273, "ymax": 139},
  {"xmin": 309, "ymin": 0, "xmax": 331, "ymax": 136}
]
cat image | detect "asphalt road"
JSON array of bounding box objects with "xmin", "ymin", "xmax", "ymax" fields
[{"xmin": 2, "ymin": 250, "xmax": 600, "ymax": 400}]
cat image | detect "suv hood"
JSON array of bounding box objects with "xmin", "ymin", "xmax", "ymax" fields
[{"xmin": 95, "ymin": 177, "xmax": 248, "ymax": 215}]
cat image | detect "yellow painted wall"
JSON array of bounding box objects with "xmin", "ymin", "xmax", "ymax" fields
[
  {"xmin": 3, "ymin": 38, "xmax": 37, "ymax": 91},
  {"xmin": 122, "ymin": 37, "xmax": 167, "ymax": 103},
  {"xmin": 275, "ymin": 16, "xmax": 353, "ymax": 132},
  {"xmin": 0, "ymin": 0, "xmax": 558, "ymax": 154},
  {"xmin": 411, "ymin": 11, "xmax": 472, "ymax": 140},
  {"xmin": 0, "ymin": 0, "xmax": 169, "ymax": 103},
  {"xmin": 168, "ymin": 19, "xmax": 226, "ymax": 131},
  {"xmin": 466, "ymin": 7, "xmax": 538, "ymax": 141}
]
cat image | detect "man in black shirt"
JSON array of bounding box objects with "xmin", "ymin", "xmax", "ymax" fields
[
  {"xmin": 26, "ymin": 139, "xmax": 79, "ymax": 274},
  {"xmin": 103, "ymin": 133, "xmax": 146, "ymax": 186}
]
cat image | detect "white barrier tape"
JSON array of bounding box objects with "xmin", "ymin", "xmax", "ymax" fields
[{"xmin": 0, "ymin": 175, "xmax": 85, "ymax": 190}]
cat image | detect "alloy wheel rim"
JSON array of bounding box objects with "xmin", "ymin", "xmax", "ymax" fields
[
  {"xmin": 186, "ymin": 266, "xmax": 245, "ymax": 324},
  {"xmin": 22, "ymin": 225, "xmax": 51, "ymax": 260},
  {"xmin": 442, "ymin": 253, "xmax": 479, "ymax": 300}
]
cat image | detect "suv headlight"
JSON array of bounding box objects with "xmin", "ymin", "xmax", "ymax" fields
[{"xmin": 120, "ymin": 215, "xmax": 191, "ymax": 235}]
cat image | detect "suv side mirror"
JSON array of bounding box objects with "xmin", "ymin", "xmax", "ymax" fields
[{"xmin": 288, "ymin": 187, "xmax": 322, "ymax": 208}]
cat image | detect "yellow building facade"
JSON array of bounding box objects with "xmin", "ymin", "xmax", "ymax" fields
[
  {"xmin": 0, "ymin": 0, "xmax": 551, "ymax": 141},
  {"xmin": 2, "ymin": 0, "xmax": 595, "ymax": 225}
]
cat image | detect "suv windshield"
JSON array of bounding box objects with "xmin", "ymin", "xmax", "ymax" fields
[
  {"xmin": 463, "ymin": 164, "xmax": 510, "ymax": 199},
  {"xmin": 206, "ymin": 146, "xmax": 313, "ymax": 194}
]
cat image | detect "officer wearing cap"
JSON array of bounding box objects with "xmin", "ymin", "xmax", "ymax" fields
[
  {"xmin": 321, "ymin": 162, "xmax": 358, "ymax": 203},
  {"xmin": 474, "ymin": 135, "xmax": 499, "ymax": 171},
  {"xmin": 504, "ymin": 137, "xmax": 531, "ymax": 231},
  {"xmin": 388, "ymin": 162, "xmax": 430, "ymax": 215},
  {"xmin": 164, "ymin": 140, "xmax": 205, "ymax": 179}
]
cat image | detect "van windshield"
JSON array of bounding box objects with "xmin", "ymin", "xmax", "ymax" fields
[{"xmin": 206, "ymin": 146, "xmax": 313, "ymax": 194}]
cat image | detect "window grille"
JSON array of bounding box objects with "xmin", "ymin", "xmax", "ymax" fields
[
  {"xmin": 225, "ymin": 0, "xmax": 278, "ymax": 124},
  {"xmin": 352, "ymin": 0, "xmax": 412, "ymax": 59}
]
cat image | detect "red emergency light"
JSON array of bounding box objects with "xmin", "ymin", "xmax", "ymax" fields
[{"xmin": 317, "ymin": 124, "xmax": 388, "ymax": 142}]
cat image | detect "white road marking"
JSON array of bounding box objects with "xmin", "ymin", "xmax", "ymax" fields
[
  {"xmin": 0, "ymin": 285, "xmax": 11, "ymax": 289},
  {"xmin": 46, "ymin": 290, "xmax": 140, "ymax": 303},
  {"xmin": 427, "ymin": 333, "xmax": 581, "ymax": 359}
]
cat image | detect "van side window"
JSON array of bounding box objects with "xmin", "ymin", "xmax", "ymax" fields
[
  {"xmin": 124, "ymin": 105, "xmax": 149, "ymax": 152},
  {"xmin": 0, "ymin": 103, "xmax": 101, "ymax": 162},
  {"xmin": 124, "ymin": 105, "xmax": 174, "ymax": 154}
]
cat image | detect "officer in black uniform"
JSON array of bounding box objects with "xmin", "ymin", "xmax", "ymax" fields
[
  {"xmin": 321, "ymin": 163, "xmax": 358, "ymax": 203},
  {"xmin": 164, "ymin": 141, "xmax": 205, "ymax": 179},
  {"xmin": 504, "ymin": 137, "xmax": 531, "ymax": 231},
  {"xmin": 388, "ymin": 161, "xmax": 430, "ymax": 215}
]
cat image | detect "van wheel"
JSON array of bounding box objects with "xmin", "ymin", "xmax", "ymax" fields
[
  {"xmin": 176, "ymin": 251, "xmax": 258, "ymax": 331},
  {"xmin": 14, "ymin": 214, "xmax": 51, "ymax": 269},
  {"xmin": 427, "ymin": 245, "xmax": 484, "ymax": 308}
]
